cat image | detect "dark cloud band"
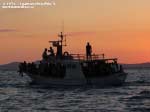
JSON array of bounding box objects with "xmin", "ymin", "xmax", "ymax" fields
[{"xmin": 0, "ymin": 29, "xmax": 17, "ymax": 32}]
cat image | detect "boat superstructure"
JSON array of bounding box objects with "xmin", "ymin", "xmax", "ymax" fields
[{"xmin": 18, "ymin": 32, "xmax": 127, "ymax": 86}]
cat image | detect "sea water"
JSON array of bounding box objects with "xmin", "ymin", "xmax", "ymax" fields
[{"xmin": 0, "ymin": 69, "xmax": 150, "ymax": 112}]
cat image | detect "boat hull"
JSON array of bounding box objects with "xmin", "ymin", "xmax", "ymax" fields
[{"xmin": 27, "ymin": 72, "xmax": 127, "ymax": 87}]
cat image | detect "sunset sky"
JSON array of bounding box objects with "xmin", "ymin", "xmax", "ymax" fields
[{"xmin": 0, "ymin": 0, "xmax": 150, "ymax": 64}]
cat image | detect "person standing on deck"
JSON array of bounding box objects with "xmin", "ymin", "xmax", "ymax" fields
[
  {"xmin": 42, "ymin": 48, "xmax": 48, "ymax": 61},
  {"xmin": 48, "ymin": 47, "xmax": 55, "ymax": 57},
  {"xmin": 86, "ymin": 42, "xmax": 92, "ymax": 60},
  {"xmin": 48, "ymin": 46, "xmax": 55, "ymax": 62},
  {"xmin": 56, "ymin": 43, "xmax": 62, "ymax": 59}
]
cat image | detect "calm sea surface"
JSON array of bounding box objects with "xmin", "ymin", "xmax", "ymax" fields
[{"xmin": 0, "ymin": 69, "xmax": 150, "ymax": 112}]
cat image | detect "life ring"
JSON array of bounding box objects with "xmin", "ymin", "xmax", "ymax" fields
[{"xmin": 63, "ymin": 51, "xmax": 69, "ymax": 56}]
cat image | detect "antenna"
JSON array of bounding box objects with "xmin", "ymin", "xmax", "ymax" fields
[
  {"xmin": 62, "ymin": 20, "xmax": 64, "ymax": 34},
  {"xmin": 61, "ymin": 20, "xmax": 67, "ymax": 46}
]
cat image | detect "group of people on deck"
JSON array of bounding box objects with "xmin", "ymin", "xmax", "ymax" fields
[
  {"xmin": 42, "ymin": 47, "xmax": 55, "ymax": 61},
  {"xmin": 42, "ymin": 42, "xmax": 93, "ymax": 61}
]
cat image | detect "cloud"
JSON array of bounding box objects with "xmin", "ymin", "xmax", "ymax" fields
[
  {"xmin": 0, "ymin": 29, "xmax": 18, "ymax": 32},
  {"xmin": 0, "ymin": 29, "xmax": 18, "ymax": 33},
  {"xmin": 0, "ymin": 28, "xmax": 34, "ymax": 38}
]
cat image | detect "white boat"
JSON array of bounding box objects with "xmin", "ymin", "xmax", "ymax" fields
[{"xmin": 19, "ymin": 32, "xmax": 127, "ymax": 86}]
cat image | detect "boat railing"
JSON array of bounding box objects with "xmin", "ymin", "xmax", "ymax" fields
[{"xmin": 70, "ymin": 53, "xmax": 105, "ymax": 61}]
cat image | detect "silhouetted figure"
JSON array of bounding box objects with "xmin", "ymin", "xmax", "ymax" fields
[
  {"xmin": 18, "ymin": 61, "xmax": 27, "ymax": 77},
  {"xmin": 23, "ymin": 61, "xmax": 27, "ymax": 72},
  {"xmin": 56, "ymin": 43, "xmax": 62, "ymax": 59},
  {"xmin": 48, "ymin": 47, "xmax": 55, "ymax": 56},
  {"xmin": 18, "ymin": 63, "xmax": 23, "ymax": 76},
  {"xmin": 120, "ymin": 65, "xmax": 123, "ymax": 72},
  {"xmin": 38, "ymin": 61, "xmax": 42, "ymax": 74},
  {"xmin": 27, "ymin": 63, "xmax": 32, "ymax": 73},
  {"xmin": 102, "ymin": 54, "xmax": 105, "ymax": 59},
  {"xmin": 114, "ymin": 60, "xmax": 119, "ymax": 70},
  {"xmin": 86, "ymin": 42, "xmax": 92, "ymax": 60},
  {"xmin": 31, "ymin": 62, "xmax": 36, "ymax": 74},
  {"xmin": 48, "ymin": 47, "xmax": 55, "ymax": 62},
  {"xmin": 42, "ymin": 48, "xmax": 48, "ymax": 61}
]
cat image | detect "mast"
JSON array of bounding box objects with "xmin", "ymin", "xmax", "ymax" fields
[
  {"xmin": 49, "ymin": 21, "xmax": 67, "ymax": 59},
  {"xmin": 49, "ymin": 32, "xmax": 67, "ymax": 59}
]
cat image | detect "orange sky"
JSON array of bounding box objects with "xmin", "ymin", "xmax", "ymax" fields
[{"xmin": 0, "ymin": 0, "xmax": 150, "ymax": 64}]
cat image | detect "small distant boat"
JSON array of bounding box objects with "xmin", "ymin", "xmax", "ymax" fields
[{"xmin": 19, "ymin": 32, "xmax": 127, "ymax": 86}]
